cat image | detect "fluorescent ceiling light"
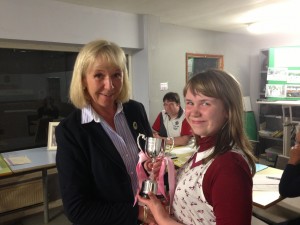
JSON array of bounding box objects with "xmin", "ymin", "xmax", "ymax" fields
[
  {"xmin": 247, "ymin": 19, "xmax": 300, "ymax": 34},
  {"xmin": 238, "ymin": 0, "xmax": 300, "ymax": 34}
]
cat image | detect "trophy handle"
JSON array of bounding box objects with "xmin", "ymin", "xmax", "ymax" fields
[
  {"xmin": 170, "ymin": 138, "xmax": 174, "ymax": 151},
  {"xmin": 168, "ymin": 137, "xmax": 175, "ymax": 151},
  {"xmin": 137, "ymin": 133, "xmax": 146, "ymax": 151}
]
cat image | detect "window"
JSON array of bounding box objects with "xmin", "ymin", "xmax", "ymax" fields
[{"xmin": 0, "ymin": 47, "xmax": 78, "ymax": 152}]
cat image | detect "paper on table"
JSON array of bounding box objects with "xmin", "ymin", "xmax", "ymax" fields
[
  {"xmin": 0, "ymin": 156, "xmax": 12, "ymax": 175},
  {"xmin": 252, "ymin": 191, "xmax": 281, "ymax": 207},
  {"xmin": 4, "ymin": 155, "xmax": 31, "ymax": 166},
  {"xmin": 165, "ymin": 152, "xmax": 177, "ymax": 159},
  {"xmin": 253, "ymin": 174, "xmax": 281, "ymax": 192},
  {"xmin": 253, "ymin": 174, "xmax": 281, "ymax": 185},
  {"xmin": 173, "ymin": 155, "xmax": 192, "ymax": 167},
  {"xmin": 171, "ymin": 146, "xmax": 196, "ymax": 154},
  {"xmin": 253, "ymin": 184, "xmax": 279, "ymax": 191}
]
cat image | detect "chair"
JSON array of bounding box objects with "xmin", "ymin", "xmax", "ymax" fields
[
  {"xmin": 251, "ymin": 215, "xmax": 268, "ymax": 225},
  {"xmin": 34, "ymin": 117, "xmax": 53, "ymax": 146},
  {"xmin": 275, "ymin": 154, "xmax": 289, "ymax": 170},
  {"xmin": 27, "ymin": 114, "xmax": 39, "ymax": 136}
]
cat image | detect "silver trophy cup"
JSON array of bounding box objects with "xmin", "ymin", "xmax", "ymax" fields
[{"xmin": 137, "ymin": 133, "xmax": 165, "ymax": 198}]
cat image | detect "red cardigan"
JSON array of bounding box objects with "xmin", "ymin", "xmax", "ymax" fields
[{"xmin": 191, "ymin": 136, "xmax": 253, "ymax": 225}]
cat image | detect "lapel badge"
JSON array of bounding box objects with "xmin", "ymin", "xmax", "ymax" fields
[{"xmin": 133, "ymin": 122, "xmax": 138, "ymax": 130}]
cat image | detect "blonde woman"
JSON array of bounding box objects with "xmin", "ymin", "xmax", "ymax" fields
[{"xmin": 56, "ymin": 39, "xmax": 157, "ymax": 225}]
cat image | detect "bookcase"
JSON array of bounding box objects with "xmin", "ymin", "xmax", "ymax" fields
[
  {"xmin": 257, "ymin": 47, "xmax": 300, "ymax": 161},
  {"xmin": 257, "ymin": 101, "xmax": 300, "ymax": 159}
]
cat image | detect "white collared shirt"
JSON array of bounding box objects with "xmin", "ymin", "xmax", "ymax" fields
[{"xmin": 82, "ymin": 103, "xmax": 139, "ymax": 195}]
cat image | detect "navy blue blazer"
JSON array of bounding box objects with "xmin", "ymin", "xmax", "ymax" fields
[{"xmin": 56, "ymin": 100, "xmax": 152, "ymax": 225}]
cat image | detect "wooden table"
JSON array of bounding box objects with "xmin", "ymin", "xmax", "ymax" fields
[
  {"xmin": 1, "ymin": 147, "xmax": 56, "ymax": 223},
  {"xmin": 252, "ymin": 165, "xmax": 300, "ymax": 224},
  {"xmin": 253, "ymin": 166, "xmax": 284, "ymax": 208}
]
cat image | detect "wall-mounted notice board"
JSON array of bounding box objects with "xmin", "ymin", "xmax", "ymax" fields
[
  {"xmin": 267, "ymin": 46, "xmax": 300, "ymax": 100},
  {"xmin": 186, "ymin": 53, "xmax": 223, "ymax": 82}
]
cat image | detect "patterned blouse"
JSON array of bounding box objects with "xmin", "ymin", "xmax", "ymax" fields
[{"xmin": 172, "ymin": 136, "xmax": 253, "ymax": 225}]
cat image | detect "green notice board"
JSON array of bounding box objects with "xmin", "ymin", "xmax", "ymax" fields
[
  {"xmin": 244, "ymin": 111, "xmax": 257, "ymax": 141},
  {"xmin": 266, "ymin": 46, "xmax": 300, "ymax": 100}
]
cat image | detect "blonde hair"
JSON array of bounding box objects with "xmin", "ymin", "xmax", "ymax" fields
[
  {"xmin": 183, "ymin": 69, "xmax": 257, "ymax": 175},
  {"xmin": 69, "ymin": 39, "xmax": 130, "ymax": 108}
]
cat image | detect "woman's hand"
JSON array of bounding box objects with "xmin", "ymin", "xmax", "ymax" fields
[
  {"xmin": 290, "ymin": 128, "xmax": 300, "ymax": 165},
  {"xmin": 289, "ymin": 144, "xmax": 300, "ymax": 165},
  {"xmin": 153, "ymin": 132, "xmax": 160, "ymax": 138}
]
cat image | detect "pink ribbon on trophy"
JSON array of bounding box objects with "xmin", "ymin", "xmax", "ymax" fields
[{"xmin": 134, "ymin": 150, "xmax": 176, "ymax": 208}]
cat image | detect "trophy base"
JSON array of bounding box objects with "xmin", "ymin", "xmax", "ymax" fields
[
  {"xmin": 139, "ymin": 192, "xmax": 150, "ymax": 199},
  {"xmin": 140, "ymin": 193, "xmax": 165, "ymax": 200},
  {"xmin": 139, "ymin": 179, "xmax": 158, "ymax": 199}
]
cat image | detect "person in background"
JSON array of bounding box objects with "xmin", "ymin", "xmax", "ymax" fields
[
  {"xmin": 152, "ymin": 92, "xmax": 193, "ymax": 147},
  {"xmin": 55, "ymin": 39, "xmax": 158, "ymax": 225},
  {"xmin": 37, "ymin": 96, "xmax": 59, "ymax": 119},
  {"xmin": 139, "ymin": 69, "xmax": 257, "ymax": 225},
  {"xmin": 279, "ymin": 124, "xmax": 300, "ymax": 225},
  {"xmin": 35, "ymin": 96, "xmax": 59, "ymax": 146}
]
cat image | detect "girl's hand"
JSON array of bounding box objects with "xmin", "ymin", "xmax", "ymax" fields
[
  {"xmin": 138, "ymin": 205, "xmax": 157, "ymax": 225},
  {"xmin": 138, "ymin": 192, "xmax": 170, "ymax": 224},
  {"xmin": 144, "ymin": 158, "xmax": 162, "ymax": 178}
]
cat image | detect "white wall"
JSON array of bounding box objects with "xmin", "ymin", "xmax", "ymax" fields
[
  {"xmin": 0, "ymin": 0, "xmax": 151, "ymax": 112},
  {"xmin": 2, "ymin": 0, "xmax": 300, "ymax": 127},
  {"xmin": 130, "ymin": 15, "xmax": 160, "ymax": 115},
  {"xmin": 148, "ymin": 23, "xmax": 253, "ymax": 124},
  {"xmin": 149, "ymin": 25, "xmax": 300, "ymax": 125},
  {"xmin": 0, "ymin": 0, "xmax": 142, "ymax": 48}
]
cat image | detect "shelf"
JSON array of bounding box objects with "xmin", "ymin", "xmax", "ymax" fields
[
  {"xmin": 257, "ymin": 100, "xmax": 300, "ymax": 106},
  {"xmin": 264, "ymin": 115, "xmax": 282, "ymax": 119},
  {"xmin": 259, "ymin": 135, "xmax": 283, "ymax": 141},
  {"xmin": 259, "ymin": 128, "xmax": 283, "ymax": 138},
  {"xmin": 257, "ymin": 48, "xmax": 300, "ymax": 157},
  {"xmin": 258, "ymin": 154, "xmax": 275, "ymax": 167}
]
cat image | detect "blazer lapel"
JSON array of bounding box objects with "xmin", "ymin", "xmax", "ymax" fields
[{"xmin": 82, "ymin": 121, "xmax": 125, "ymax": 166}]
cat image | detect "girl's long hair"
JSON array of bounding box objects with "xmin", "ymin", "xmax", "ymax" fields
[{"xmin": 183, "ymin": 69, "xmax": 257, "ymax": 175}]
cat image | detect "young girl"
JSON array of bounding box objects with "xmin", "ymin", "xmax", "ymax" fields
[{"xmin": 139, "ymin": 69, "xmax": 257, "ymax": 225}]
